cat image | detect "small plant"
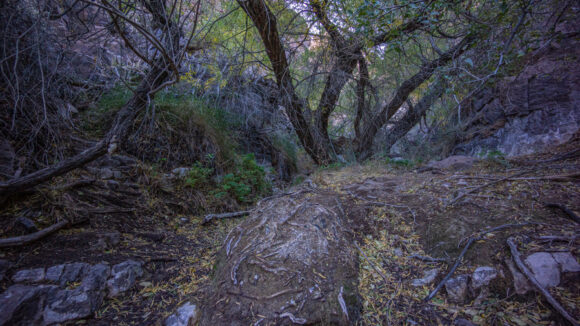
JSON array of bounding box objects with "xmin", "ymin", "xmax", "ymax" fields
[
  {"xmin": 214, "ymin": 154, "xmax": 270, "ymax": 203},
  {"xmin": 385, "ymin": 157, "xmax": 413, "ymax": 168},
  {"xmin": 185, "ymin": 162, "xmax": 213, "ymax": 188},
  {"xmin": 318, "ymin": 162, "xmax": 346, "ymax": 171}
]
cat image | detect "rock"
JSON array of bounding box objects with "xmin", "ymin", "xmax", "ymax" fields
[
  {"xmin": 15, "ymin": 216, "xmax": 39, "ymax": 233},
  {"xmin": 551, "ymin": 252, "xmax": 580, "ymax": 273},
  {"xmin": 43, "ymin": 288, "xmax": 94, "ymax": 324},
  {"xmin": 471, "ymin": 266, "xmax": 497, "ymax": 289},
  {"xmin": 453, "ymin": 33, "xmax": 580, "ymax": 157},
  {"xmin": 393, "ymin": 248, "xmax": 403, "ymax": 257},
  {"xmin": 505, "ymin": 258, "xmax": 532, "ymax": 295},
  {"xmin": 0, "ymin": 259, "xmax": 11, "ymax": 281},
  {"xmin": 59, "ymin": 263, "xmax": 90, "ymax": 286},
  {"xmin": 427, "ymin": 156, "xmax": 478, "ymax": 171},
  {"xmin": 0, "ymin": 284, "xmax": 57, "ymax": 326},
  {"xmin": 44, "ymin": 263, "xmax": 111, "ymax": 325},
  {"xmin": 412, "ymin": 268, "xmax": 439, "ymax": 287},
  {"xmin": 12, "ymin": 268, "xmax": 45, "ymax": 283},
  {"xmin": 165, "ymin": 302, "xmax": 199, "ymax": 326},
  {"xmin": 0, "ymin": 262, "xmax": 111, "ymax": 326},
  {"xmin": 525, "ymin": 252, "xmax": 560, "ymax": 288},
  {"xmin": 171, "ymin": 167, "xmax": 190, "ymax": 178},
  {"xmin": 106, "ymin": 260, "xmax": 143, "ymax": 297},
  {"xmin": 95, "ymin": 232, "xmax": 121, "ymax": 250},
  {"xmin": 45, "ymin": 265, "xmax": 64, "ymax": 282},
  {"xmin": 445, "ymin": 274, "xmax": 469, "ymax": 303},
  {"xmin": 99, "ymin": 168, "xmax": 114, "ymax": 180}
]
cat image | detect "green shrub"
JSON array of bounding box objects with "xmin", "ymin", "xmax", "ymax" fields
[
  {"xmin": 214, "ymin": 154, "xmax": 270, "ymax": 203},
  {"xmin": 185, "ymin": 162, "xmax": 213, "ymax": 188},
  {"xmin": 385, "ymin": 157, "xmax": 414, "ymax": 168}
]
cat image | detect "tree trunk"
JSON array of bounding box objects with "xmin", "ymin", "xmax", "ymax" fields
[
  {"xmin": 382, "ymin": 80, "xmax": 446, "ymax": 152},
  {"xmin": 237, "ymin": 0, "xmax": 332, "ymax": 165},
  {"xmin": 355, "ymin": 36, "xmax": 474, "ymax": 160}
]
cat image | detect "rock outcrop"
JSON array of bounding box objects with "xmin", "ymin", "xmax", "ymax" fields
[{"xmin": 455, "ymin": 25, "xmax": 580, "ymax": 157}]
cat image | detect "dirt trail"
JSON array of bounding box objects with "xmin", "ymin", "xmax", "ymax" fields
[{"xmin": 1, "ymin": 139, "xmax": 579, "ymax": 325}]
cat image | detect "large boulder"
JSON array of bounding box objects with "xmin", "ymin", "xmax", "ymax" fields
[{"xmin": 199, "ymin": 189, "xmax": 361, "ymax": 325}]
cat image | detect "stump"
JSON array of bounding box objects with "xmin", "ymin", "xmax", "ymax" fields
[{"xmin": 200, "ymin": 188, "xmax": 361, "ymax": 325}]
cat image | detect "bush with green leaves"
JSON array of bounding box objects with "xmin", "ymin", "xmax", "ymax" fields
[
  {"xmin": 385, "ymin": 157, "xmax": 414, "ymax": 168},
  {"xmin": 185, "ymin": 162, "xmax": 213, "ymax": 188},
  {"xmin": 214, "ymin": 154, "xmax": 270, "ymax": 203}
]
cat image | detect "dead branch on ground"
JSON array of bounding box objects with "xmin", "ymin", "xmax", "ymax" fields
[
  {"xmin": 507, "ymin": 237, "xmax": 578, "ymax": 325},
  {"xmin": 544, "ymin": 202, "xmax": 580, "ymax": 224},
  {"xmin": 447, "ymin": 170, "xmax": 531, "ymax": 206},
  {"xmin": 0, "ymin": 219, "xmax": 74, "ymax": 247},
  {"xmin": 202, "ymin": 210, "xmax": 251, "ymax": 225}
]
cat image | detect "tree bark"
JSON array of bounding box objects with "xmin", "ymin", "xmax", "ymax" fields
[
  {"xmin": 355, "ymin": 58, "xmax": 371, "ymax": 140},
  {"xmin": 381, "ymin": 80, "xmax": 446, "ymax": 152},
  {"xmin": 237, "ymin": 0, "xmax": 332, "ymax": 164},
  {"xmin": 356, "ymin": 36, "xmax": 475, "ymax": 159}
]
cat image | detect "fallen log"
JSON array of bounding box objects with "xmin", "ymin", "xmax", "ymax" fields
[{"xmin": 0, "ymin": 220, "xmax": 69, "ymax": 248}]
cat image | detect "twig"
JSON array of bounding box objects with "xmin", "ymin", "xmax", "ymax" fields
[
  {"xmin": 354, "ymin": 241, "xmax": 389, "ymax": 283},
  {"xmin": 544, "ymin": 203, "xmax": 580, "ymax": 224},
  {"xmin": 535, "ymin": 235, "xmax": 579, "ymax": 242},
  {"xmin": 447, "ymin": 170, "xmax": 530, "ymax": 206},
  {"xmin": 507, "ymin": 237, "xmax": 579, "ymax": 326},
  {"xmin": 202, "ymin": 210, "xmax": 251, "ymax": 225},
  {"xmin": 408, "ymin": 254, "xmax": 449, "ymax": 263},
  {"xmin": 424, "ymin": 238, "xmax": 477, "ymax": 302},
  {"xmin": 0, "ymin": 219, "xmax": 69, "ymax": 247}
]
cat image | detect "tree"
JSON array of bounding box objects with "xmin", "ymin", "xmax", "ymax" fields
[{"xmin": 236, "ymin": 0, "xmax": 492, "ymax": 163}]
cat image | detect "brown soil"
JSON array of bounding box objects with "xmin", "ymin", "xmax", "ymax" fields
[{"xmin": 1, "ymin": 136, "xmax": 579, "ymax": 325}]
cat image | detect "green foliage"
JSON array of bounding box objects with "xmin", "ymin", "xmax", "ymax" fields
[
  {"xmin": 270, "ymin": 132, "xmax": 298, "ymax": 168},
  {"xmin": 214, "ymin": 154, "xmax": 270, "ymax": 203},
  {"xmin": 185, "ymin": 162, "xmax": 213, "ymax": 188},
  {"xmin": 385, "ymin": 157, "xmax": 414, "ymax": 168},
  {"xmin": 81, "ymin": 86, "xmax": 132, "ymax": 137},
  {"xmin": 318, "ymin": 161, "xmax": 346, "ymax": 171},
  {"xmin": 291, "ymin": 175, "xmax": 306, "ymax": 187}
]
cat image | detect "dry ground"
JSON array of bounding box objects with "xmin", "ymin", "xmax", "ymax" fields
[{"xmin": 1, "ymin": 137, "xmax": 579, "ymax": 325}]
